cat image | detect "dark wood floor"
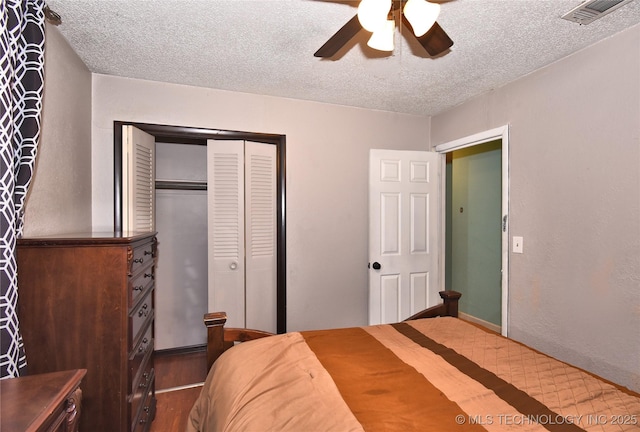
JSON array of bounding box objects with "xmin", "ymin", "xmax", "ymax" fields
[{"xmin": 150, "ymin": 349, "xmax": 208, "ymax": 432}]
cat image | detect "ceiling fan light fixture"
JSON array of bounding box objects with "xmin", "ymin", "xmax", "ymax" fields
[
  {"xmin": 357, "ymin": 0, "xmax": 392, "ymax": 32},
  {"xmin": 367, "ymin": 19, "xmax": 395, "ymax": 52},
  {"xmin": 403, "ymin": 0, "xmax": 440, "ymax": 37}
]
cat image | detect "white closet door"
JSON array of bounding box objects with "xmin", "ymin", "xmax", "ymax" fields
[
  {"xmin": 122, "ymin": 125, "xmax": 155, "ymax": 232},
  {"xmin": 245, "ymin": 141, "xmax": 277, "ymax": 333},
  {"xmin": 207, "ymin": 140, "xmax": 246, "ymax": 328}
]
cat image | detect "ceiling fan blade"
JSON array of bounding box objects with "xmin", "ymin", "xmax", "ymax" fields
[
  {"xmin": 415, "ymin": 21, "xmax": 454, "ymax": 56},
  {"xmin": 403, "ymin": 17, "xmax": 453, "ymax": 56},
  {"xmin": 314, "ymin": 14, "xmax": 362, "ymax": 58}
]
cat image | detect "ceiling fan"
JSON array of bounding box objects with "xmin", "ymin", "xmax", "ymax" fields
[{"xmin": 314, "ymin": 0, "xmax": 453, "ymax": 58}]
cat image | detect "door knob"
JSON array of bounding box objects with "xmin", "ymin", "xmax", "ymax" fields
[{"xmin": 372, "ymin": 262, "xmax": 381, "ymax": 270}]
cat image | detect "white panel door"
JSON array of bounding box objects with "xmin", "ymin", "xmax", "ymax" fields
[
  {"xmin": 122, "ymin": 125, "xmax": 155, "ymax": 232},
  {"xmin": 244, "ymin": 142, "xmax": 277, "ymax": 333},
  {"xmin": 369, "ymin": 150, "xmax": 441, "ymax": 325},
  {"xmin": 207, "ymin": 140, "xmax": 245, "ymax": 328}
]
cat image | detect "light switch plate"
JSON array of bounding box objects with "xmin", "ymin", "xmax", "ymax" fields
[{"xmin": 513, "ymin": 236, "xmax": 523, "ymax": 254}]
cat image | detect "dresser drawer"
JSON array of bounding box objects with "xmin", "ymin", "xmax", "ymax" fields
[
  {"xmin": 128, "ymin": 240, "xmax": 155, "ymax": 276},
  {"xmin": 129, "ymin": 268, "xmax": 154, "ymax": 307},
  {"xmin": 130, "ymin": 289, "xmax": 153, "ymax": 350},
  {"xmin": 46, "ymin": 387, "xmax": 82, "ymax": 432},
  {"xmin": 131, "ymin": 367, "xmax": 155, "ymax": 432},
  {"xmin": 132, "ymin": 388, "xmax": 155, "ymax": 432},
  {"xmin": 130, "ymin": 322, "xmax": 153, "ymax": 389}
]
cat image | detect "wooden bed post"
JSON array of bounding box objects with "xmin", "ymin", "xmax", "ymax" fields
[
  {"xmin": 204, "ymin": 312, "xmax": 228, "ymax": 371},
  {"xmin": 440, "ymin": 290, "xmax": 462, "ymax": 317},
  {"xmin": 204, "ymin": 312, "xmax": 274, "ymax": 370}
]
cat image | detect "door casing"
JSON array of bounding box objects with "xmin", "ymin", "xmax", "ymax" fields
[
  {"xmin": 435, "ymin": 125, "xmax": 510, "ymax": 337},
  {"xmin": 113, "ymin": 121, "xmax": 287, "ymax": 333}
]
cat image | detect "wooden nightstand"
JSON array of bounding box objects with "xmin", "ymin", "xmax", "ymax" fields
[{"xmin": 0, "ymin": 369, "xmax": 86, "ymax": 432}]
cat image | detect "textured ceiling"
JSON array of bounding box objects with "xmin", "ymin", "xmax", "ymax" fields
[{"xmin": 47, "ymin": 0, "xmax": 640, "ymax": 116}]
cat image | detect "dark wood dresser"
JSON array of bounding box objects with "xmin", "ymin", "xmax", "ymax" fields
[
  {"xmin": 17, "ymin": 232, "xmax": 157, "ymax": 432},
  {"xmin": 0, "ymin": 369, "xmax": 86, "ymax": 432}
]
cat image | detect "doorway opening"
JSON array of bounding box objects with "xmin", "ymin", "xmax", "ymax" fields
[
  {"xmin": 446, "ymin": 140, "xmax": 502, "ymax": 332},
  {"xmin": 436, "ymin": 125, "xmax": 509, "ymax": 336},
  {"xmin": 113, "ymin": 122, "xmax": 287, "ymax": 350}
]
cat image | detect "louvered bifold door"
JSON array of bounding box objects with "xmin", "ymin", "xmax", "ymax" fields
[
  {"xmin": 244, "ymin": 141, "xmax": 277, "ymax": 333},
  {"xmin": 207, "ymin": 141, "xmax": 246, "ymax": 328},
  {"xmin": 122, "ymin": 125, "xmax": 155, "ymax": 232}
]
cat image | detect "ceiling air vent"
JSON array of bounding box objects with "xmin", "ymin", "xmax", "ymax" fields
[{"xmin": 561, "ymin": 0, "xmax": 635, "ymax": 24}]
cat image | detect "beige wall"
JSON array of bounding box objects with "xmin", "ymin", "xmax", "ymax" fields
[
  {"xmin": 91, "ymin": 76, "xmax": 430, "ymax": 331},
  {"xmin": 23, "ymin": 24, "xmax": 92, "ymax": 236},
  {"xmin": 431, "ymin": 24, "xmax": 640, "ymax": 392}
]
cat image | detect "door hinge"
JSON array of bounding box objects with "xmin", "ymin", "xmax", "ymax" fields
[{"xmin": 502, "ymin": 215, "xmax": 508, "ymax": 232}]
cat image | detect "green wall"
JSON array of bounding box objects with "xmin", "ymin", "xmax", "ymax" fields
[{"xmin": 445, "ymin": 140, "xmax": 502, "ymax": 326}]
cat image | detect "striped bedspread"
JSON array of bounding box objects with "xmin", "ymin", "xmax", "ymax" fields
[{"xmin": 187, "ymin": 317, "xmax": 640, "ymax": 432}]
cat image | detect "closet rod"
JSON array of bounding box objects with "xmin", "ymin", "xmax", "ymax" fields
[{"xmin": 155, "ymin": 180, "xmax": 207, "ymax": 191}]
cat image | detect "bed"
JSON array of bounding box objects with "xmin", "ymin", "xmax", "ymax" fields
[{"xmin": 187, "ymin": 291, "xmax": 640, "ymax": 431}]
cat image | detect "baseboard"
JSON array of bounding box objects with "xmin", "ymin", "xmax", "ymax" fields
[
  {"xmin": 458, "ymin": 312, "xmax": 501, "ymax": 334},
  {"xmin": 156, "ymin": 382, "xmax": 205, "ymax": 394}
]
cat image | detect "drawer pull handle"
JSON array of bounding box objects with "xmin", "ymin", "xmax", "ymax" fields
[
  {"xmin": 144, "ymin": 273, "xmax": 154, "ymax": 279},
  {"xmin": 139, "ymin": 418, "xmax": 147, "ymax": 424},
  {"xmin": 133, "ymin": 286, "xmax": 143, "ymax": 292},
  {"xmin": 133, "ymin": 258, "xmax": 144, "ymax": 264},
  {"xmin": 144, "ymin": 250, "xmax": 152, "ymax": 256},
  {"xmin": 142, "ymin": 304, "xmax": 148, "ymax": 310},
  {"xmin": 138, "ymin": 338, "xmax": 149, "ymax": 352},
  {"xmin": 139, "ymin": 373, "xmax": 149, "ymax": 388},
  {"xmin": 138, "ymin": 308, "xmax": 149, "ymax": 318},
  {"xmin": 144, "ymin": 406, "xmax": 150, "ymax": 413}
]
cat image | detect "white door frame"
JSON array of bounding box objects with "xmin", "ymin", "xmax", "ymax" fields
[{"xmin": 435, "ymin": 125, "xmax": 510, "ymax": 337}]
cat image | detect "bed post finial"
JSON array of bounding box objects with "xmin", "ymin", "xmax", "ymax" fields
[{"xmin": 439, "ymin": 290, "xmax": 462, "ymax": 317}]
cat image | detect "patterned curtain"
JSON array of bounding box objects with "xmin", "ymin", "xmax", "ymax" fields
[{"xmin": 0, "ymin": 0, "xmax": 45, "ymax": 379}]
